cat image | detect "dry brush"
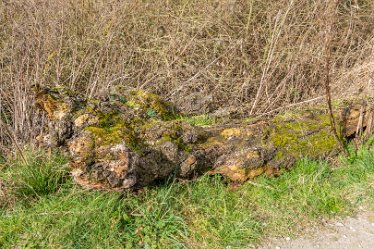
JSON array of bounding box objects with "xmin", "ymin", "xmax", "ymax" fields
[{"xmin": 0, "ymin": 0, "xmax": 373, "ymax": 154}]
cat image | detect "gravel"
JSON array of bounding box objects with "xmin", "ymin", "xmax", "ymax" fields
[{"xmin": 258, "ymin": 211, "xmax": 374, "ymax": 249}]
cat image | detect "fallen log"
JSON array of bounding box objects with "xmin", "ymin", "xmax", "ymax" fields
[{"xmin": 34, "ymin": 85, "xmax": 374, "ymax": 190}]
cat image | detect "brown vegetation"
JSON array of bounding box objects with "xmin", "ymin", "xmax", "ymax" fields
[{"xmin": 1, "ymin": 0, "xmax": 374, "ymax": 155}]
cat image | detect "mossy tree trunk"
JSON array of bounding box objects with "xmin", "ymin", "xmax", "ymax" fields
[{"xmin": 34, "ymin": 86, "xmax": 374, "ymax": 190}]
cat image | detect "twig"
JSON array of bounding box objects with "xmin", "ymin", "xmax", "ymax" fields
[
  {"xmin": 168, "ymin": 41, "xmax": 241, "ymax": 98},
  {"xmin": 324, "ymin": 0, "xmax": 350, "ymax": 157},
  {"xmin": 249, "ymin": 0, "xmax": 294, "ymax": 115},
  {"xmin": 258, "ymin": 96, "xmax": 325, "ymax": 117},
  {"xmin": 0, "ymin": 119, "xmax": 27, "ymax": 164}
]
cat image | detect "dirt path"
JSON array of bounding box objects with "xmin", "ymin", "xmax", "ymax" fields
[{"xmin": 259, "ymin": 211, "xmax": 374, "ymax": 249}]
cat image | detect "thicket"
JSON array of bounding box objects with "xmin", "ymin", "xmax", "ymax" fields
[{"xmin": 0, "ymin": 0, "xmax": 373, "ymax": 154}]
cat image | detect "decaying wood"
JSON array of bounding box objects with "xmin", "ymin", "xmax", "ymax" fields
[{"xmin": 34, "ymin": 86, "xmax": 374, "ymax": 191}]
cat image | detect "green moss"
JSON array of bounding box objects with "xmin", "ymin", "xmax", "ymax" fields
[
  {"xmin": 80, "ymin": 91, "xmax": 179, "ymax": 153},
  {"xmin": 77, "ymin": 89, "xmax": 198, "ymax": 153},
  {"xmin": 97, "ymin": 111, "xmax": 122, "ymax": 128},
  {"xmin": 73, "ymin": 99, "xmax": 100, "ymax": 119},
  {"xmin": 126, "ymin": 90, "xmax": 178, "ymax": 120},
  {"xmin": 107, "ymin": 89, "xmax": 179, "ymax": 120},
  {"xmin": 142, "ymin": 120, "xmax": 196, "ymax": 153},
  {"xmin": 86, "ymin": 124, "xmax": 124, "ymax": 144},
  {"xmin": 270, "ymin": 112, "xmax": 338, "ymax": 159},
  {"xmin": 155, "ymin": 135, "xmax": 191, "ymax": 152},
  {"xmin": 84, "ymin": 109, "xmax": 143, "ymax": 151},
  {"xmin": 156, "ymin": 135, "xmax": 173, "ymax": 143},
  {"xmin": 86, "ymin": 124, "xmax": 143, "ymax": 152}
]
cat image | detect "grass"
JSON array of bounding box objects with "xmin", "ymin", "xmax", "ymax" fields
[
  {"xmin": 13, "ymin": 152, "xmax": 70, "ymax": 199},
  {"xmin": 0, "ymin": 144, "xmax": 373, "ymax": 248},
  {"xmin": 181, "ymin": 115, "xmax": 216, "ymax": 127}
]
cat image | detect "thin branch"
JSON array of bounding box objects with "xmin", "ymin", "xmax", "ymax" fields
[
  {"xmin": 258, "ymin": 96, "xmax": 325, "ymax": 117},
  {"xmin": 324, "ymin": 0, "xmax": 350, "ymax": 157},
  {"xmin": 0, "ymin": 119, "xmax": 27, "ymax": 164}
]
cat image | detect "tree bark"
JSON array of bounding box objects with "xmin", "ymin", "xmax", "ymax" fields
[{"xmin": 34, "ymin": 86, "xmax": 374, "ymax": 190}]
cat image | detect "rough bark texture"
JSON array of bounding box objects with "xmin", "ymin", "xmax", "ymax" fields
[{"xmin": 34, "ymin": 86, "xmax": 374, "ymax": 190}]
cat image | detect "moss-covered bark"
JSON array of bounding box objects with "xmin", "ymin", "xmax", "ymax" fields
[{"xmin": 34, "ymin": 86, "xmax": 374, "ymax": 190}]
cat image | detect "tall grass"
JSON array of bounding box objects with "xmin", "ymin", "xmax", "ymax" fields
[
  {"xmin": 1, "ymin": 151, "xmax": 70, "ymax": 200},
  {"xmin": 0, "ymin": 0, "xmax": 373, "ymax": 151}
]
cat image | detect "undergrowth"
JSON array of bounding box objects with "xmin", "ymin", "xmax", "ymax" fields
[
  {"xmin": 1, "ymin": 0, "xmax": 373, "ymax": 150},
  {"xmin": 0, "ymin": 144, "xmax": 373, "ymax": 248}
]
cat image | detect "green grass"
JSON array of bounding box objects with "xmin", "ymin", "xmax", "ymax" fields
[
  {"xmin": 181, "ymin": 115, "xmax": 215, "ymax": 127},
  {"xmin": 4, "ymin": 151, "xmax": 70, "ymax": 199},
  {"xmin": 0, "ymin": 144, "xmax": 373, "ymax": 248}
]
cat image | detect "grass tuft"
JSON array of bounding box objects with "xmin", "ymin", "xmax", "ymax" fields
[{"xmin": 11, "ymin": 151, "xmax": 70, "ymax": 199}]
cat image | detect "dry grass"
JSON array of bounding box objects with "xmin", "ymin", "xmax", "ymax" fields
[{"xmin": 0, "ymin": 0, "xmax": 373, "ymax": 152}]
